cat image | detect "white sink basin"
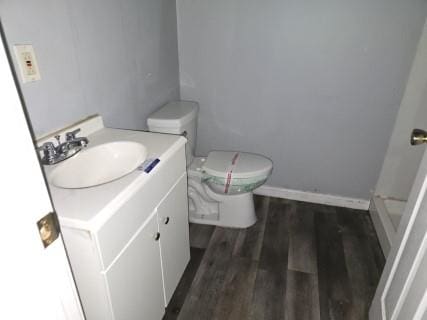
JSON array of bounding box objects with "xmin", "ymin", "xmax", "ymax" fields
[{"xmin": 50, "ymin": 141, "xmax": 147, "ymax": 189}]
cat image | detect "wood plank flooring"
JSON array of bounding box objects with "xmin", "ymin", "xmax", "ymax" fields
[{"xmin": 163, "ymin": 195, "xmax": 385, "ymax": 320}]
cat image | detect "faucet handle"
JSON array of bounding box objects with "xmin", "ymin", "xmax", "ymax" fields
[
  {"xmin": 37, "ymin": 142, "xmax": 57, "ymax": 164},
  {"xmin": 66, "ymin": 128, "xmax": 81, "ymax": 141},
  {"xmin": 37, "ymin": 141, "xmax": 55, "ymax": 152}
]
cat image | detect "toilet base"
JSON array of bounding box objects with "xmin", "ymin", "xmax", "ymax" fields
[{"xmin": 189, "ymin": 192, "xmax": 257, "ymax": 228}]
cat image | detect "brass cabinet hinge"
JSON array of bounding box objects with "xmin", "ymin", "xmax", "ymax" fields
[{"xmin": 37, "ymin": 212, "xmax": 60, "ymax": 248}]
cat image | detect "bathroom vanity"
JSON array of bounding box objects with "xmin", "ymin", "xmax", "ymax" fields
[{"xmin": 41, "ymin": 116, "xmax": 190, "ymax": 320}]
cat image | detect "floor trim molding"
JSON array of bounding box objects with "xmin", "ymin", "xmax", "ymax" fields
[{"xmin": 254, "ymin": 185, "xmax": 370, "ymax": 210}]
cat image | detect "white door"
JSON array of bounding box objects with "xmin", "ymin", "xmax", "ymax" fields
[
  {"xmin": 370, "ymin": 144, "xmax": 427, "ymax": 319},
  {"xmin": 369, "ymin": 15, "xmax": 427, "ymax": 320},
  {"xmin": 0, "ymin": 30, "xmax": 85, "ymax": 319}
]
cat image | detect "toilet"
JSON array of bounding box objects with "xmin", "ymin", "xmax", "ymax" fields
[{"xmin": 147, "ymin": 101, "xmax": 273, "ymax": 228}]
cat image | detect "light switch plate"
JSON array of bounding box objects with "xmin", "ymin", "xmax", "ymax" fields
[{"xmin": 13, "ymin": 44, "xmax": 41, "ymax": 83}]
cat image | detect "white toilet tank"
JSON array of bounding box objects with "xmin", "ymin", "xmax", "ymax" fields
[{"xmin": 147, "ymin": 100, "xmax": 199, "ymax": 165}]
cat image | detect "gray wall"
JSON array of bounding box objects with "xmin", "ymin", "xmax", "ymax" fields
[
  {"xmin": 1, "ymin": 0, "xmax": 179, "ymax": 136},
  {"xmin": 177, "ymin": 0, "xmax": 427, "ymax": 200}
]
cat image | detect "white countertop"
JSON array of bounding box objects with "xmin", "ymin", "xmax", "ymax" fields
[{"xmin": 43, "ymin": 125, "xmax": 186, "ymax": 231}]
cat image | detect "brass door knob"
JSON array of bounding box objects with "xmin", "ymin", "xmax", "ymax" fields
[{"xmin": 411, "ymin": 129, "xmax": 427, "ymax": 145}]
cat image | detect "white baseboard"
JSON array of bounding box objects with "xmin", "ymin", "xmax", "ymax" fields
[{"xmin": 254, "ymin": 185, "xmax": 370, "ymax": 211}]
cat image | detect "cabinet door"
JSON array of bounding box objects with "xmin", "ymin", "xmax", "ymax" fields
[
  {"xmin": 106, "ymin": 213, "xmax": 164, "ymax": 320},
  {"xmin": 158, "ymin": 175, "xmax": 191, "ymax": 305}
]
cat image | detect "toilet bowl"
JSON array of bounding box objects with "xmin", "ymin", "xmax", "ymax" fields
[
  {"xmin": 186, "ymin": 154, "xmax": 271, "ymax": 227},
  {"xmin": 147, "ymin": 101, "xmax": 273, "ymax": 228}
]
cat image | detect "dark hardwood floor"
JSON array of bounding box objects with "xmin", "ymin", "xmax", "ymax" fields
[{"xmin": 163, "ymin": 195, "xmax": 385, "ymax": 320}]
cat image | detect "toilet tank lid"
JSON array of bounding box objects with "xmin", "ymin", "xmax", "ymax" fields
[
  {"xmin": 202, "ymin": 151, "xmax": 273, "ymax": 179},
  {"xmin": 147, "ymin": 100, "xmax": 199, "ymax": 128}
]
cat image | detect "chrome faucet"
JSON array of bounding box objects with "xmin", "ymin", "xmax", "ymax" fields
[{"xmin": 38, "ymin": 128, "xmax": 89, "ymax": 165}]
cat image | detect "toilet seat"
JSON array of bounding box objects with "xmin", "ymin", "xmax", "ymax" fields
[
  {"xmin": 201, "ymin": 151, "xmax": 273, "ymax": 195},
  {"xmin": 203, "ymin": 151, "xmax": 272, "ymax": 178}
]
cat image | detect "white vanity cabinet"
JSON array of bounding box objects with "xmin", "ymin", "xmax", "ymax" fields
[
  {"xmin": 157, "ymin": 175, "xmax": 190, "ymax": 305},
  {"xmin": 106, "ymin": 213, "xmax": 164, "ymax": 320},
  {"xmin": 59, "ymin": 143, "xmax": 190, "ymax": 320}
]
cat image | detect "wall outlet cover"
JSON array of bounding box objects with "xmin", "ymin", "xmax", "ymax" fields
[{"xmin": 13, "ymin": 44, "xmax": 41, "ymax": 83}]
